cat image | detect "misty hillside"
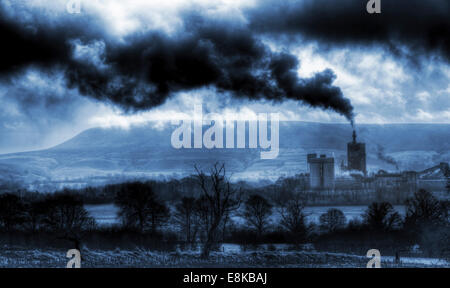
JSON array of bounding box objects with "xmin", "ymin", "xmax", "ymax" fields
[{"xmin": 0, "ymin": 122, "xmax": 449, "ymax": 191}]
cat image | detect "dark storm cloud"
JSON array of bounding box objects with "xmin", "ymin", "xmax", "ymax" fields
[
  {"xmin": 0, "ymin": 8, "xmax": 103, "ymax": 75},
  {"xmin": 249, "ymin": 0, "xmax": 450, "ymax": 62},
  {"xmin": 0, "ymin": 16, "xmax": 70, "ymax": 74},
  {"xmin": 0, "ymin": 5, "xmax": 355, "ymax": 122}
]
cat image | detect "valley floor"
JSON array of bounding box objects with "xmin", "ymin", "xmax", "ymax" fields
[{"xmin": 0, "ymin": 247, "xmax": 448, "ymax": 268}]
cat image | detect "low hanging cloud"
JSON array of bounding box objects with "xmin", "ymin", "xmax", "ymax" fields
[
  {"xmin": 0, "ymin": 69, "xmax": 102, "ymax": 153},
  {"xmin": 0, "ymin": 4, "xmax": 355, "ymax": 123}
]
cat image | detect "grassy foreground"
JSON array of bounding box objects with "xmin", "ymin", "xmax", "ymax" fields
[{"xmin": 0, "ymin": 247, "xmax": 448, "ymax": 268}]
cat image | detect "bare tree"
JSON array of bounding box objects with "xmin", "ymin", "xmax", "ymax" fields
[
  {"xmin": 41, "ymin": 193, "xmax": 96, "ymax": 252},
  {"xmin": 174, "ymin": 197, "xmax": 199, "ymax": 243},
  {"xmin": 405, "ymin": 189, "xmax": 447, "ymax": 227},
  {"xmin": 406, "ymin": 191, "xmax": 449, "ymax": 259},
  {"xmin": 25, "ymin": 199, "xmax": 50, "ymax": 233},
  {"xmin": 0, "ymin": 193, "xmax": 25, "ymax": 231},
  {"xmin": 115, "ymin": 182, "xmax": 170, "ymax": 234},
  {"xmin": 319, "ymin": 208, "xmax": 346, "ymax": 233},
  {"xmin": 194, "ymin": 195, "xmax": 212, "ymax": 243},
  {"xmin": 195, "ymin": 163, "xmax": 240, "ymax": 258},
  {"xmin": 278, "ymin": 192, "xmax": 309, "ymax": 244},
  {"xmin": 363, "ymin": 202, "xmax": 402, "ymax": 231},
  {"xmin": 243, "ymin": 194, "xmax": 272, "ymax": 238}
]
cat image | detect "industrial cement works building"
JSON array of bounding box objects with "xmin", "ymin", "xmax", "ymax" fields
[
  {"xmin": 305, "ymin": 130, "xmax": 448, "ymax": 202},
  {"xmin": 347, "ymin": 130, "xmax": 367, "ymax": 175},
  {"xmin": 307, "ymin": 153, "xmax": 335, "ymax": 189},
  {"xmin": 307, "ymin": 130, "xmax": 365, "ymax": 190}
]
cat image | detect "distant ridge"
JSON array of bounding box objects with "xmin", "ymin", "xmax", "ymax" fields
[{"xmin": 0, "ymin": 121, "xmax": 448, "ymax": 191}]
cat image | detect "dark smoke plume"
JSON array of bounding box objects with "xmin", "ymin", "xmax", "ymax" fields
[
  {"xmin": 0, "ymin": 7, "xmax": 354, "ymax": 122},
  {"xmin": 376, "ymin": 145, "xmax": 399, "ymax": 170},
  {"xmin": 250, "ymin": 0, "xmax": 450, "ymax": 62}
]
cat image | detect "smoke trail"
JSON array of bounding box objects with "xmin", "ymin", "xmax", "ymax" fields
[
  {"xmin": 376, "ymin": 145, "xmax": 399, "ymax": 170},
  {"xmin": 0, "ymin": 7, "xmax": 355, "ymax": 123},
  {"xmin": 249, "ymin": 0, "xmax": 450, "ymax": 63}
]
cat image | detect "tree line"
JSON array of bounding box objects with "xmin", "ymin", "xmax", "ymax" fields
[{"xmin": 0, "ymin": 163, "xmax": 448, "ymax": 259}]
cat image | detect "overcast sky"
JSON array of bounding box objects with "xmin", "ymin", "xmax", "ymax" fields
[{"xmin": 0, "ymin": 0, "xmax": 449, "ymax": 153}]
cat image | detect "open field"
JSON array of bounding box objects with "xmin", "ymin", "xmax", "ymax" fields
[{"xmin": 0, "ymin": 246, "xmax": 448, "ymax": 268}]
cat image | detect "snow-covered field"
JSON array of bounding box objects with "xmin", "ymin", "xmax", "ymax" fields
[
  {"xmin": 0, "ymin": 246, "xmax": 447, "ymax": 268},
  {"xmin": 85, "ymin": 204, "xmax": 120, "ymax": 226}
]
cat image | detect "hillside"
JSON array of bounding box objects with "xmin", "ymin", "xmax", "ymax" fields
[{"xmin": 0, "ymin": 122, "xmax": 448, "ymax": 191}]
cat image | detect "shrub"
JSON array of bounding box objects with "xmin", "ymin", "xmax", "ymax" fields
[
  {"xmin": 362, "ymin": 202, "xmax": 402, "ymax": 231},
  {"xmin": 319, "ymin": 208, "xmax": 346, "ymax": 233}
]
